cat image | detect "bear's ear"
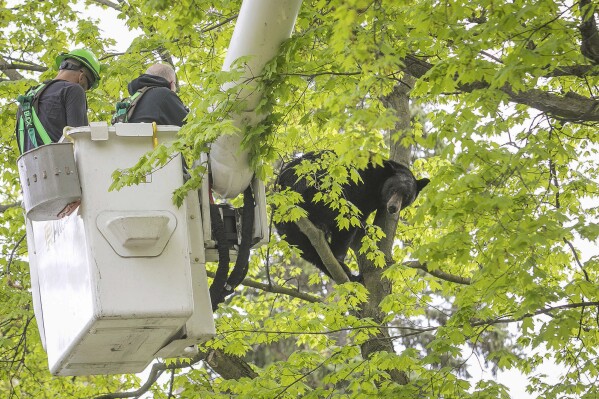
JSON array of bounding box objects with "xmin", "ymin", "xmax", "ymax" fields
[
  {"xmin": 416, "ymin": 178, "xmax": 430, "ymax": 193},
  {"xmin": 383, "ymin": 159, "xmax": 404, "ymax": 174},
  {"xmin": 382, "ymin": 160, "xmax": 395, "ymax": 171}
]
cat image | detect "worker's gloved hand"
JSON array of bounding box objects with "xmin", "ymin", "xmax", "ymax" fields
[{"xmin": 57, "ymin": 200, "xmax": 81, "ymax": 218}]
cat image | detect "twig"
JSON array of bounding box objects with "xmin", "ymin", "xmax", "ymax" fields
[
  {"xmin": 219, "ymin": 324, "xmax": 425, "ymax": 337},
  {"xmin": 388, "ymin": 301, "xmax": 599, "ymax": 341},
  {"xmin": 273, "ymin": 349, "xmax": 343, "ymax": 398},
  {"xmin": 5, "ymin": 234, "xmax": 26, "ymax": 277},
  {"xmin": 563, "ymin": 238, "xmax": 591, "ymax": 282},
  {"xmin": 167, "ymin": 369, "xmax": 175, "ymax": 399},
  {"xmin": 90, "ymin": 0, "xmax": 122, "ymax": 10},
  {"xmin": 402, "ymin": 260, "xmax": 471, "ymax": 285}
]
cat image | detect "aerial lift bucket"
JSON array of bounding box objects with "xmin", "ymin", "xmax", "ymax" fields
[{"xmin": 21, "ymin": 123, "xmax": 215, "ymax": 375}]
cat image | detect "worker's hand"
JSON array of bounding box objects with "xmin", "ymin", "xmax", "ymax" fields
[{"xmin": 57, "ymin": 200, "xmax": 81, "ymax": 218}]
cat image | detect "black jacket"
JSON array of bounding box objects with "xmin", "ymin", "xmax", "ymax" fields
[{"xmin": 127, "ymin": 74, "xmax": 188, "ymax": 126}]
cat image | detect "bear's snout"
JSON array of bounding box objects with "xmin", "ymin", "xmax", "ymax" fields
[{"xmin": 386, "ymin": 193, "xmax": 403, "ymax": 214}]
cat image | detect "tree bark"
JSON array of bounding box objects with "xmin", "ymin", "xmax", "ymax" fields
[
  {"xmin": 354, "ymin": 75, "xmax": 417, "ymax": 386},
  {"xmin": 0, "ymin": 58, "xmax": 26, "ymax": 81},
  {"xmin": 204, "ymin": 349, "xmax": 258, "ymax": 380}
]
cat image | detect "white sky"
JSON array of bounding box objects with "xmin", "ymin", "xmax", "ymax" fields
[{"xmin": 76, "ymin": 2, "xmax": 137, "ymax": 53}]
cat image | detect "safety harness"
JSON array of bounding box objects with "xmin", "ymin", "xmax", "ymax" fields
[
  {"xmin": 111, "ymin": 86, "xmax": 155, "ymax": 124},
  {"xmin": 15, "ymin": 81, "xmax": 55, "ymax": 154}
]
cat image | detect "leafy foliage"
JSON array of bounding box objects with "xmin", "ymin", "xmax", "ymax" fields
[{"xmin": 1, "ymin": 0, "xmax": 598, "ymax": 398}]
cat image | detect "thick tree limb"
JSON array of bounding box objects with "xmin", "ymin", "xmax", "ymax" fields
[
  {"xmin": 548, "ymin": 64, "xmax": 598, "ymax": 77},
  {"xmin": 206, "ymin": 270, "xmax": 322, "ymax": 303},
  {"xmin": 203, "ymin": 349, "xmax": 258, "ymax": 380},
  {"xmin": 294, "ymin": 217, "xmax": 351, "ymax": 284},
  {"xmin": 278, "ymin": 55, "xmax": 599, "ymax": 121},
  {"xmin": 402, "ymin": 55, "xmax": 434, "ymax": 81},
  {"xmin": 500, "ymin": 87, "xmax": 599, "ymax": 122},
  {"xmin": 0, "ymin": 63, "xmax": 45, "ymax": 73},
  {"xmin": 401, "ymin": 55, "xmax": 599, "ymax": 122}
]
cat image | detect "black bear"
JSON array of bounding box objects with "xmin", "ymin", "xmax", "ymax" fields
[{"xmin": 275, "ymin": 151, "xmax": 429, "ymax": 282}]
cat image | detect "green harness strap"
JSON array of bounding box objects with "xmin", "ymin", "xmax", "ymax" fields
[
  {"xmin": 16, "ymin": 83, "xmax": 54, "ymax": 153},
  {"xmin": 17, "ymin": 117, "xmax": 24, "ymax": 154},
  {"xmin": 111, "ymin": 86, "xmax": 154, "ymax": 124}
]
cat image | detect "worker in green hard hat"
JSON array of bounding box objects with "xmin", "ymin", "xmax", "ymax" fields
[
  {"xmin": 15, "ymin": 48, "xmax": 101, "ymax": 154},
  {"xmin": 54, "ymin": 48, "xmax": 101, "ymax": 90}
]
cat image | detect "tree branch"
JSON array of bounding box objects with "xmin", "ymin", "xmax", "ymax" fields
[
  {"xmin": 403, "ymin": 261, "xmax": 472, "ymax": 285},
  {"xmin": 5, "ymin": 234, "xmax": 26, "ymax": 279},
  {"xmin": 500, "ymin": 87, "xmax": 599, "ymax": 122},
  {"xmin": 90, "ymin": 0, "xmax": 122, "ymax": 11},
  {"xmin": 484, "ymin": 301, "xmax": 599, "ymax": 326},
  {"xmin": 548, "ymin": 64, "xmax": 598, "ymax": 77},
  {"xmin": 109, "ymin": 0, "xmax": 174, "ymax": 69},
  {"xmin": 0, "ymin": 63, "xmax": 46, "ymax": 73},
  {"xmin": 206, "ymin": 270, "xmax": 322, "ymax": 303},
  {"xmin": 200, "ymin": 14, "xmax": 238, "ymax": 33},
  {"xmin": 202, "ymin": 349, "xmax": 258, "ymax": 380},
  {"xmin": 354, "ymin": 205, "xmax": 408, "ymax": 385},
  {"xmin": 220, "ymin": 301, "xmax": 599, "ymax": 349},
  {"xmin": 0, "ymin": 58, "xmax": 26, "ymax": 80},
  {"xmin": 273, "ymin": 349, "xmax": 343, "ymax": 399},
  {"xmin": 384, "ymin": 301, "xmax": 599, "ymax": 342},
  {"xmin": 563, "ymin": 237, "xmax": 590, "ymax": 282},
  {"xmin": 92, "ymin": 356, "xmax": 195, "ymax": 399},
  {"xmin": 92, "ymin": 347, "xmax": 257, "ymax": 399},
  {"xmin": 400, "ymin": 55, "xmax": 599, "ymax": 122},
  {"xmin": 294, "ymin": 217, "xmax": 351, "ymax": 284}
]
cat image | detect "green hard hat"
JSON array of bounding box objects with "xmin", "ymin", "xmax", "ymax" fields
[{"xmin": 55, "ymin": 48, "xmax": 101, "ymax": 89}]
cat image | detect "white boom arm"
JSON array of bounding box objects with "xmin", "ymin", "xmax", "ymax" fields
[{"xmin": 209, "ymin": 0, "xmax": 303, "ymax": 198}]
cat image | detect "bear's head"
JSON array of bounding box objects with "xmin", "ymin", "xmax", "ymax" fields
[{"xmin": 381, "ymin": 161, "xmax": 429, "ymax": 214}]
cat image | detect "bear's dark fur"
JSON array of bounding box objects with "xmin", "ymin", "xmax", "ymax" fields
[{"xmin": 275, "ymin": 151, "xmax": 429, "ymax": 282}]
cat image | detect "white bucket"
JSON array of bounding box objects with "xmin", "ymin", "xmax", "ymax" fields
[{"xmin": 17, "ymin": 143, "xmax": 81, "ymax": 221}]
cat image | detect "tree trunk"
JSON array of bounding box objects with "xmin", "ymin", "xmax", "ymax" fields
[{"xmin": 355, "ymin": 74, "xmax": 416, "ymax": 385}]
